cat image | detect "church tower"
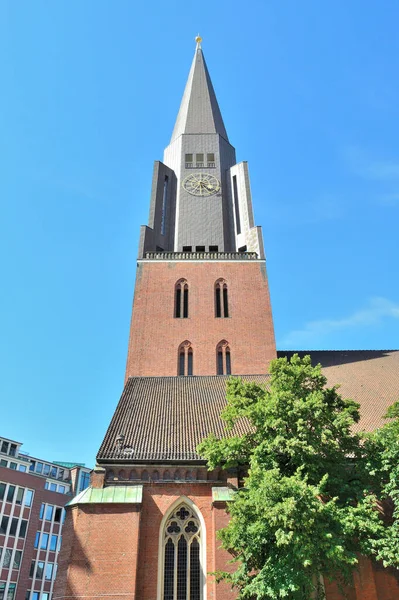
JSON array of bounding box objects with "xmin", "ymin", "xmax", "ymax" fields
[
  {"xmin": 54, "ymin": 39, "xmax": 276, "ymax": 600},
  {"xmin": 125, "ymin": 37, "xmax": 275, "ymax": 379}
]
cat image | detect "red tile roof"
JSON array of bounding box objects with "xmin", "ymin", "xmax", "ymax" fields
[{"xmin": 97, "ymin": 351, "xmax": 399, "ymax": 463}]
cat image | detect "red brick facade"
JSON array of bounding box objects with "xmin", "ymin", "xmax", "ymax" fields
[
  {"xmin": 125, "ymin": 260, "xmax": 276, "ymax": 379},
  {"xmin": 54, "ymin": 482, "xmax": 399, "ymax": 600}
]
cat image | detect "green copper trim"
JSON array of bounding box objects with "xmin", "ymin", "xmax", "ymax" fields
[
  {"xmin": 212, "ymin": 486, "xmax": 235, "ymax": 502},
  {"xmin": 67, "ymin": 485, "xmax": 143, "ymax": 507}
]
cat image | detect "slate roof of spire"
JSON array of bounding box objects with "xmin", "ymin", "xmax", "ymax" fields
[
  {"xmin": 170, "ymin": 45, "xmax": 228, "ymax": 143},
  {"xmin": 97, "ymin": 350, "xmax": 399, "ymax": 463}
]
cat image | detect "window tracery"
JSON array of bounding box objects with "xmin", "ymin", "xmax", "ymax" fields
[{"xmin": 162, "ymin": 503, "xmax": 202, "ymax": 600}]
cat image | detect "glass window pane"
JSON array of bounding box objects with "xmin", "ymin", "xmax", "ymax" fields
[
  {"xmin": 39, "ymin": 504, "xmax": 45, "ymax": 519},
  {"xmin": 9, "ymin": 444, "xmax": 17, "ymax": 457},
  {"xmin": 25, "ymin": 490, "xmax": 33, "ymax": 507},
  {"xmin": 50, "ymin": 534, "xmax": 58, "ymax": 552},
  {"xmin": 0, "ymin": 482, "xmax": 5, "ymax": 500},
  {"xmin": 19, "ymin": 464, "xmax": 27, "ymax": 472},
  {"xmin": 29, "ymin": 561, "xmax": 35, "ymax": 577},
  {"xmin": 45, "ymin": 562, "xmax": 53, "ymax": 580},
  {"xmin": 3, "ymin": 548, "xmax": 12, "ymax": 568},
  {"xmin": 29, "ymin": 461, "xmax": 35, "ymax": 472},
  {"xmin": 9, "ymin": 462, "xmax": 17, "ymax": 470},
  {"xmin": 0, "ymin": 515, "xmax": 9, "ymax": 534},
  {"xmin": 43, "ymin": 464, "xmax": 50, "ymax": 476},
  {"xmin": 6, "ymin": 583, "xmax": 16, "ymax": 600},
  {"xmin": 50, "ymin": 483, "xmax": 57, "ymax": 492},
  {"xmin": 9, "ymin": 518, "xmax": 18, "ymax": 536},
  {"xmin": 34, "ymin": 532, "xmax": 40, "ymax": 549},
  {"xmin": 19, "ymin": 520, "xmax": 27, "ymax": 538},
  {"xmin": 50, "ymin": 466, "xmax": 57, "ymax": 478},
  {"xmin": 7, "ymin": 485, "xmax": 15, "ymax": 503},
  {"xmin": 13, "ymin": 550, "xmax": 22, "ymax": 569},
  {"xmin": 40, "ymin": 533, "xmax": 49, "ymax": 549},
  {"xmin": 36, "ymin": 561, "xmax": 44, "ymax": 579},
  {"xmin": 1, "ymin": 441, "xmax": 9, "ymax": 453},
  {"xmin": 59, "ymin": 485, "xmax": 66, "ymax": 494},
  {"xmin": 36, "ymin": 462, "xmax": 43, "ymax": 474},
  {"xmin": 0, "ymin": 459, "xmax": 7, "ymax": 467},
  {"xmin": 45, "ymin": 505, "xmax": 54, "ymax": 521},
  {"xmin": 16, "ymin": 488, "xmax": 24, "ymax": 504}
]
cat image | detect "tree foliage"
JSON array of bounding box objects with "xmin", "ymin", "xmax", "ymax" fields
[{"xmin": 198, "ymin": 355, "xmax": 395, "ymax": 599}]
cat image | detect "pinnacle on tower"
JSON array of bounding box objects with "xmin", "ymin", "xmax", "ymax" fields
[{"xmin": 170, "ymin": 40, "xmax": 228, "ymax": 142}]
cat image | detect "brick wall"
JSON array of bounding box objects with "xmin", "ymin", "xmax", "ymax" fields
[
  {"xmin": 53, "ymin": 480, "xmax": 399, "ymax": 600},
  {"xmin": 125, "ymin": 260, "xmax": 276, "ymax": 379}
]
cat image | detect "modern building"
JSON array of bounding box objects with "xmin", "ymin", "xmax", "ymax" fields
[
  {"xmin": 0, "ymin": 435, "xmax": 91, "ymax": 600},
  {"xmin": 53, "ymin": 38, "xmax": 399, "ymax": 600}
]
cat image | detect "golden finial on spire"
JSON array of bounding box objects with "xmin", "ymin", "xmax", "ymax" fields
[{"xmin": 195, "ymin": 34, "xmax": 202, "ymax": 47}]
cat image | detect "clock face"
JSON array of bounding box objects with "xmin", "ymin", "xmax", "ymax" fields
[{"xmin": 182, "ymin": 173, "xmax": 220, "ymax": 197}]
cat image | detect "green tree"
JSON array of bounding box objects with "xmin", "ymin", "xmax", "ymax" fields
[
  {"xmin": 365, "ymin": 402, "xmax": 399, "ymax": 568},
  {"xmin": 198, "ymin": 355, "xmax": 385, "ymax": 599}
]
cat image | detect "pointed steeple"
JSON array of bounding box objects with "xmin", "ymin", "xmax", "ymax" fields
[{"xmin": 170, "ymin": 39, "xmax": 229, "ymax": 143}]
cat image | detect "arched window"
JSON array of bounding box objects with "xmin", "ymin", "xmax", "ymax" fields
[
  {"xmin": 216, "ymin": 340, "xmax": 232, "ymax": 375},
  {"xmin": 175, "ymin": 279, "xmax": 189, "ymax": 318},
  {"xmin": 160, "ymin": 501, "xmax": 204, "ymax": 600},
  {"xmin": 178, "ymin": 341, "xmax": 193, "ymax": 376},
  {"xmin": 215, "ymin": 279, "xmax": 229, "ymax": 318}
]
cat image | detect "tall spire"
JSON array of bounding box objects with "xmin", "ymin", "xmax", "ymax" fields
[{"xmin": 170, "ymin": 38, "xmax": 229, "ymax": 143}]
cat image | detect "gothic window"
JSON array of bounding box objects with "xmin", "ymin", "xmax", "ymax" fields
[
  {"xmin": 215, "ymin": 279, "xmax": 229, "ymax": 318},
  {"xmin": 161, "ymin": 502, "xmax": 203, "ymax": 600},
  {"xmin": 178, "ymin": 341, "xmax": 193, "ymax": 376},
  {"xmin": 216, "ymin": 341, "xmax": 231, "ymax": 375},
  {"xmin": 175, "ymin": 280, "xmax": 189, "ymax": 318}
]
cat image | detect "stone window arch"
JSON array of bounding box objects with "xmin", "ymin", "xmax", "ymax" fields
[
  {"xmin": 216, "ymin": 340, "xmax": 231, "ymax": 375},
  {"xmin": 175, "ymin": 279, "xmax": 189, "ymax": 318},
  {"xmin": 215, "ymin": 279, "xmax": 229, "ymax": 318},
  {"xmin": 178, "ymin": 341, "xmax": 193, "ymax": 376},
  {"xmin": 158, "ymin": 498, "xmax": 205, "ymax": 600}
]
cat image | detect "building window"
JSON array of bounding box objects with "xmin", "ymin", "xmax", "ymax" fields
[
  {"xmin": 207, "ymin": 153, "xmax": 215, "ymax": 167},
  {"xmin": 0, "ymin": 516, "xmax": 9, "ymax": 535},
  {"xmin": 2, "ymin": 583, "xmax": 16, "ymax": 600},
  {"xmin": 178, "ymin": 342, "xmax": 193, "ymax": 376},
  {"xmin": 79, "ymin": 471, "xmax": 91, "ymax": 492},
  {"xmin": 9, "ymin": 518, "xmax": 18, "ymax": 536},
  {"xmin": 19, "ymin": 520, "xmax": 28, "ymax": 538},
  {"xmin": 216, "ymin": 341, "xmax": 232, "ymax": 375},
  {"xmin": 175, "ymin": 280, "xmax": 189, "ymax": 319},
  {"xmin": 6, "ymin": 485, "xmax": 15, "ymax": 503},
  {"xmin": 24, "ymin": 489, "xmax": 33, "ymax": 507},
  {"xmin": 215, "ymin": 279, "xmax": 229, "ymax": 318},
  {"xmin": 232, "ymin": 175, "xmax": 241, "ymax": 235},
  {"xmin": 195, "ymin": 153, "xmax": 204, "ymax": 167},
  {"xmin": 185, "ymin": 154, "xmax": 193, "ymax": 168},
  {"xmin": 50, "ymin": 534, "xmax": 58, "ymax": 552},
  {"xmin": 209, "ymin": 245, "xmax": 218, "ymax": 252},
  {"xmin": 161, "ymin": 502, "xmax": 203, "ymax": 600},
  {"xmin": 161, "ymin": 175, "xmax": 169, "ymax": 236},
  {"xmin": 0, "ymin": 483, "xmax": 5, "ymax": 500}
]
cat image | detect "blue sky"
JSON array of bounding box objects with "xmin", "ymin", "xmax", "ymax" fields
[{"xmin": 1, "ymin": 1, "xmax": 398, "ymax": 467}]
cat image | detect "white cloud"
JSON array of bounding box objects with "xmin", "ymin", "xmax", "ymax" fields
[{"xmin": 281, "ymin": 297, "xmax": 399, "ymax": 348}]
